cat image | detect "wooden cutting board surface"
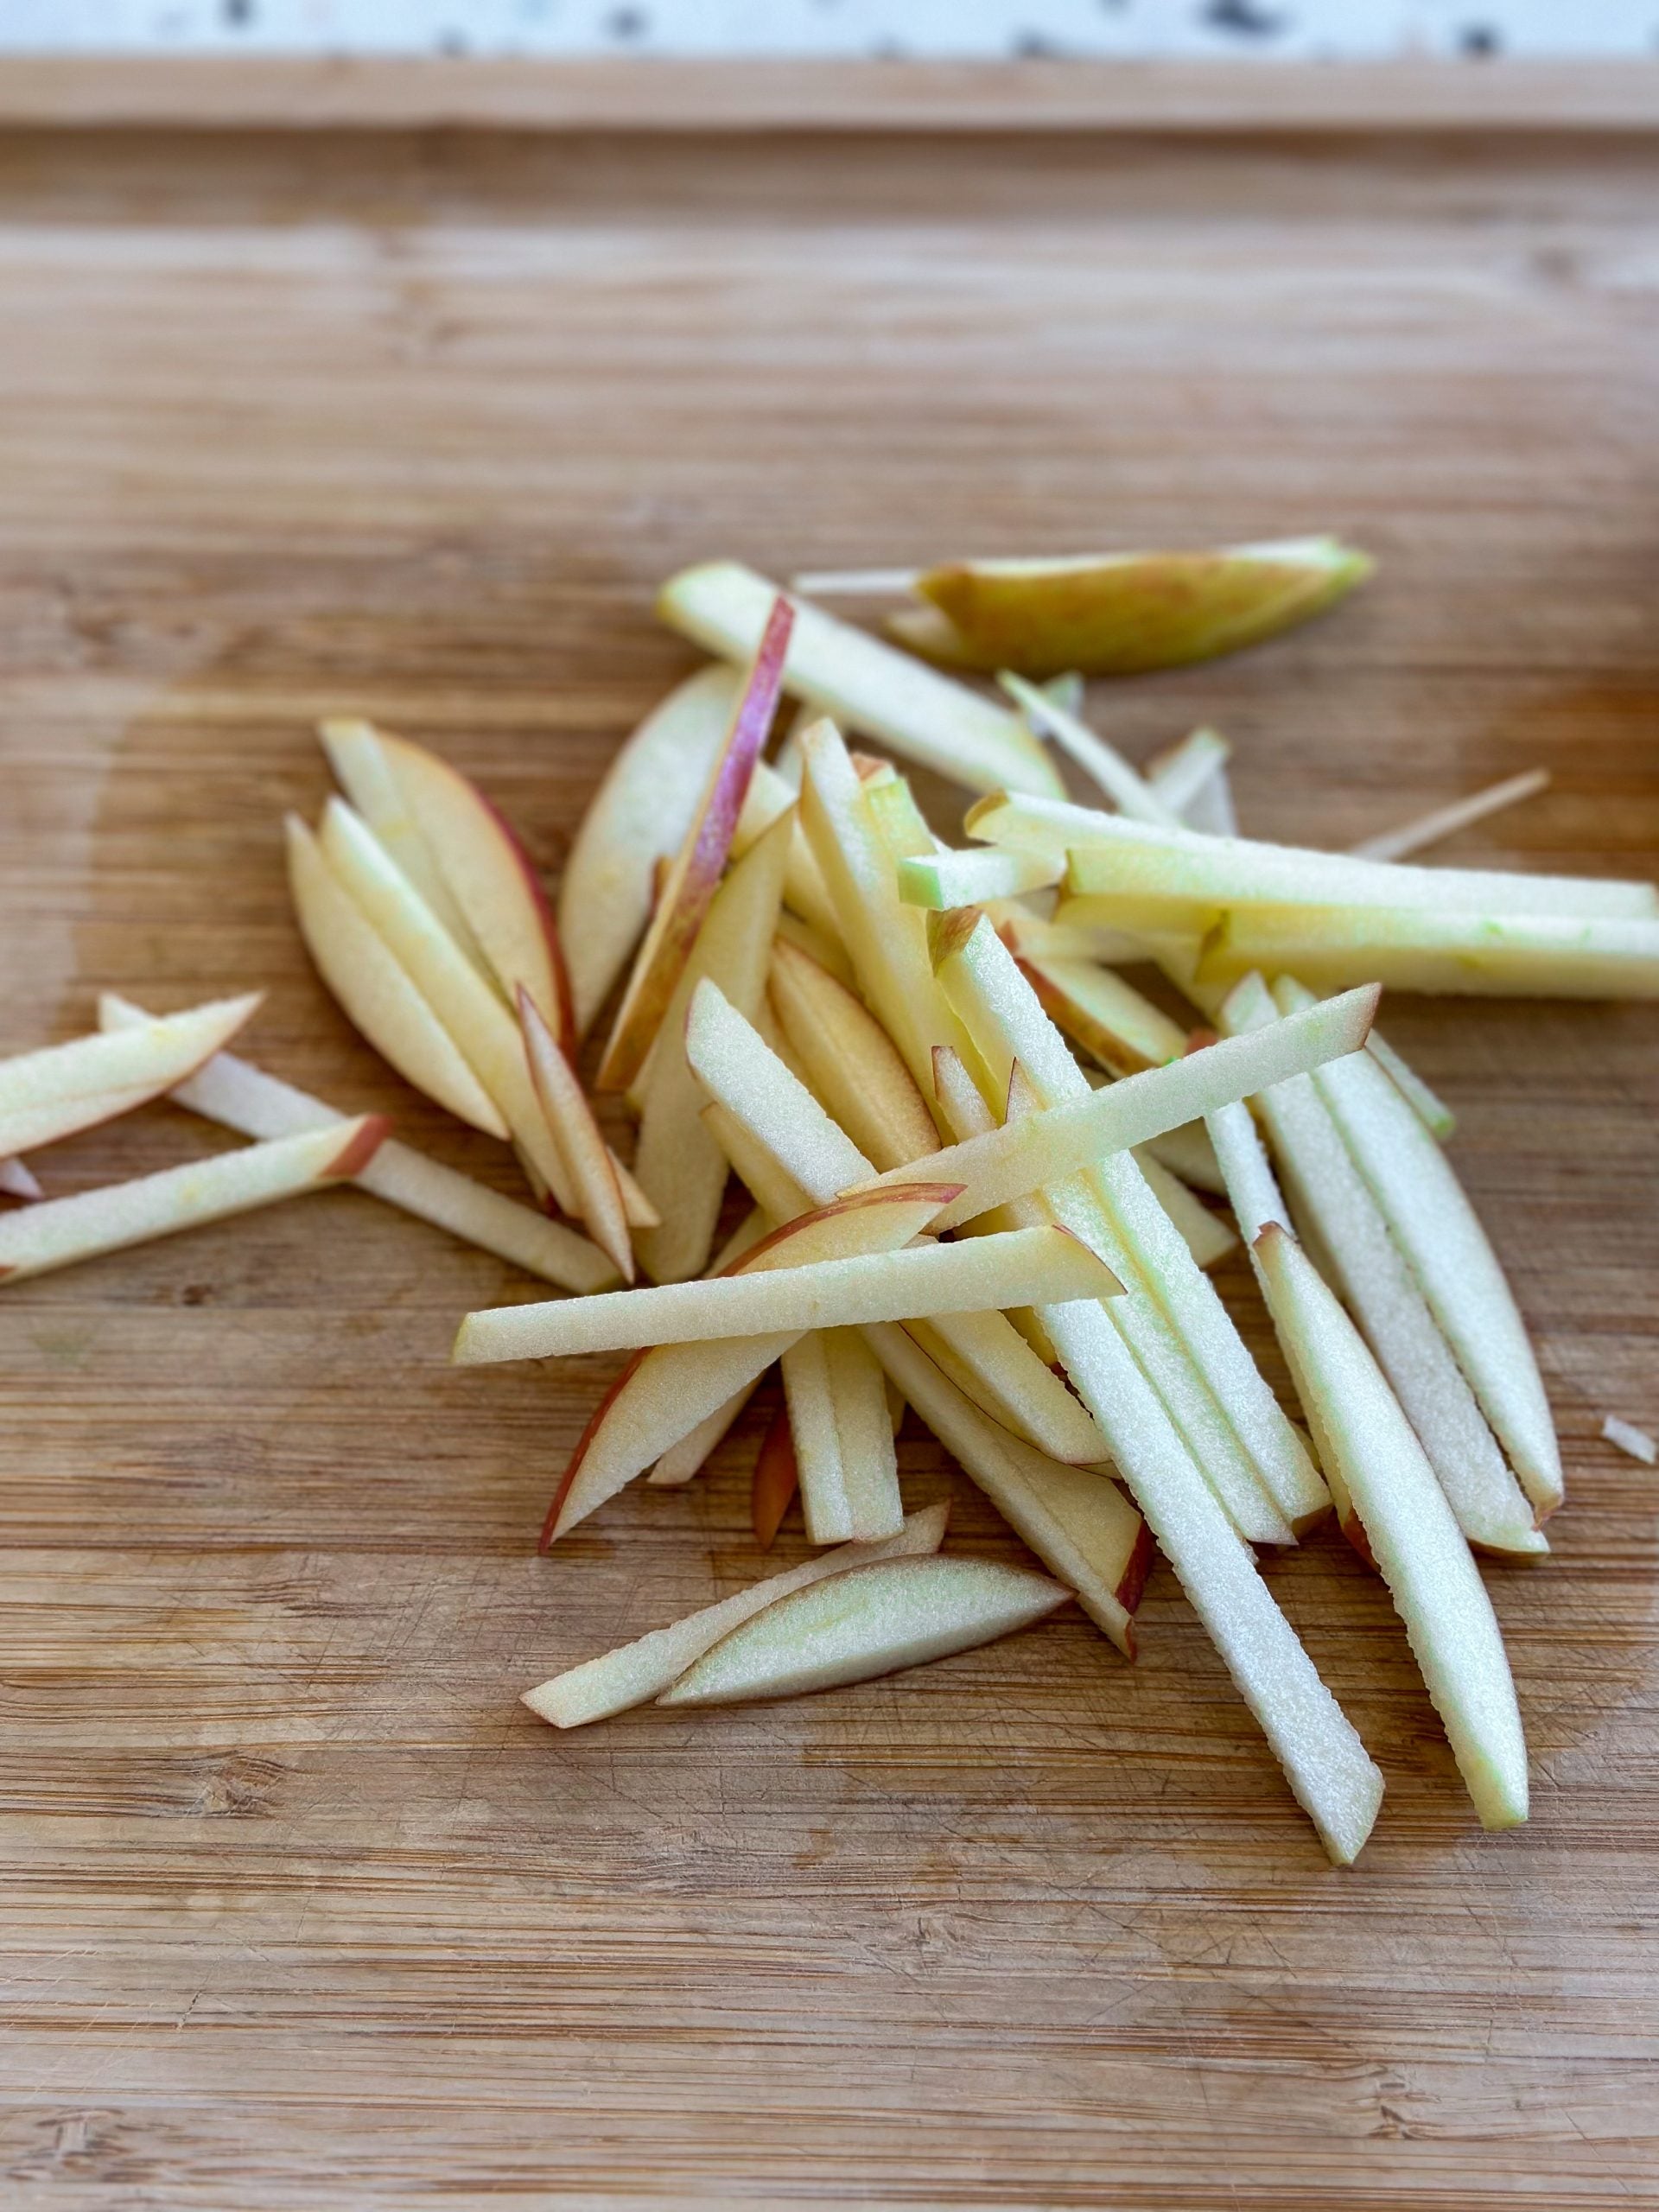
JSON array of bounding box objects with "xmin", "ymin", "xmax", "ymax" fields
[{"xmin": 2, "ymin": 70, "xmax": 1657, "ymax": 2210}]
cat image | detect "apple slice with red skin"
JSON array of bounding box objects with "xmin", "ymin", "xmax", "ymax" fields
[
  {"xmin": 558, "ymin": 665, "xmax": 743, "ymax": 1038},
  {"xmin": 0, "ymin": 1116, "xmax": 388, "ymax": 1284},
  {"xmin": 538, "ymin": 1182, "xmax": 963, "ymax": 1545},
  {"xmin": 286, "ymin": 812, "xmax": 509, "ymax": 1140},
  {"xmin": 518, "ymin": 987, "xmax": 633, "ymax": 1281},
  {"xmin": 0, "ymin": 994, "xmax": 262, "ymax": 1160},
  {"xmin": 377, "ymin": 728, "xmax": 574, "ymax": 1046},
  {"xmin": 657, "ymin": 1553, "xmax": 1071, "ymax": 1709},
  {"xmin": 99, "ymin": 991, "xmax": 617, "ymax": 1294},
  {"xmin": 524, "ymin": 1503, "xmax": 949, "ymax": 1728},
  {"xmin": 596, "ymin": 596, "xmax": 794, "ymax": 1093},
  {"xmin": 751, "ymin": 1402, "xmax": 800, "ymax": 1550}
]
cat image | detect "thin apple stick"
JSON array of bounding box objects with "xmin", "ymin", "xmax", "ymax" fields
[
  {"xmin": 789, "ymin": 568, "xmax": 921, "ymax": 597},
  {"xmin": 321, "ymin": 717, "xmax": 489, "ymax": 974},
  {"xmin": 0, "ymin": 1117, "xmax": 388, "ymax": 1284},
  {"xmin": 897, "ymin": 848, "xmax": 1064, "ymax": 910},
  {"xmin": 1202, "ymin": 903, "xmax": 1659, "ymax": 1001},
  {"xmin": 648, "ymin": 1380, "xmax": 762, "ymax": 1487},
  {"xmin": 781, "ymin": 1326, "xmax": 904, "ymax": 1545},
  {"xmin": 99, "ymin": 993, "xmax": 619, "ymax": 1295},
  {"xmin": 0, "ymin": 1157, "xmax": 41, "ymax": 1201},
  {"xmin": 519, "ymin": 988, "xmax": 633, "ymax": 1281},
  {"xmin": 659, "ymin": 561, "xmax": 1063, "ymax": 799},
  {"xmin": 1146, "ymin": 728, "xmax": 1236, "ymax": 834},
  {"xmin": 844, "ymin": 983, "xmax": 1379, "ymax": 1231},
  {"xmin": 1602, "ymin": 1414, "xmax": 1656, "ymax": 1465},
  {"xmin": 0, "ymin": 994, "xmax": 262, "ymax": 1159},
  {"xmin": 1255, "ymin": 1224, "xmax": 1529, "ymax": 1831},
  {"xmin": 1349, "ymin": 768, "xmax": 1550, "ymax": 865},
  {"xmin": 454, "ymin": 1225, "xmax": 1117, "ymax": 1366},
  {"xmin": 1361, "ymin": 1028, "xmax": 1455, "ymax": 1141},
  {"xmin": 767, "ymin": 936, "xmax": 938, "ymax": 1174},
  {"xmin": 1001, "ymin": 673, "xmax": 1185, "ymax": 827},
  {"xmin": 1020, "ymin": 953, "xmax": 1188, "ymax": 1078},
  {"xmin": 523, "ymin": 1503, "xmax": 950, "ymax": 1729}
]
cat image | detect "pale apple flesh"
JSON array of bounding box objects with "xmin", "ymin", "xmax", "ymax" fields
[
  {"xmin": 781, "ymin": 1325, "xmax": 904, "ymax": 1545},
  {"xmin": 523, "ymin": 1503, "xmax": 950, "ymax": 1728},
  {"xmin": 1350, "ymin": 767, "xmax": 1549, "ymax": 865},
  {"xmin": 1018, "ymin": 952, "xmax": 1188, "ymax": 1078},
  {"xmin": 0, "ymin": 1116, "xmax": 389, "ymax": 1284},
  {"xmin": 98, "ymin": 992, "xmax": 618, "ymax": 1294},
  {"xmin": 657, "ymin": 1554, "xmax": 1071, "ymax": 1708},
  {"xmin": 1146, "ymin": 726, "xmax": 1236, "ymax": 833},
  {"xmin": 647, "ymin": 1378, "xmax": 762, "ymax": 1487},
  {"xmin": 596, "ymin": 596, "xmax": 794, "ymax": 1095},
  {"xmin": 518, "ymin": 987, "xmax": 634, "ymax": 1281},
  {"xmin": 1255, "ymin": 1224, "xmax": 1529, "ymax": 1831},
  {"xmin": 0, "ymin": 994, "xmax": 262, "ymax": 1159},
  {"xmin": 286, "ymin": 810, "xmax": 510, "ymax": 1140},
  {"xmin": 319, "ymin": 716, "xmax": 487, "ymax": 969},
  {"xmin": 766, "ymin": 934, "xmax": 938, "ymax": 1173},
  {"xmin": 558, "ymin": 664, "xmax": 743, "ymax": 1038},
  {"xmin": 886, "ymin": 537, "xmax": 1373, "ymax": 678},
  {"xmin": 539, "ymin": 1185, "xmax": 968, "ymax": 1544},
  {"xmin": 0, "ymin": 1157, "xmax": 42, "ymax": 1201},
  {"xmin": 454, "ymin": 1223, "xmax": 1118, "ymax": 1365},
  {"xmin": 657, "ymin": 559, "xmax": 1064, "ymax": 799}
]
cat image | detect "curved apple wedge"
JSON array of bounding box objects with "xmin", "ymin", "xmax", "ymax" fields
[
  {"xmin": 319, "ymin": 717, "xmax": 486, "ymax": 968},
  {"xmin": 890, "ymin": 537, "xmax": 1373, "ymax": 679},
  {"xmin": 1255, "ymin": 1224, "xmax": 1529, "ymax": 1832},
  {"xmin": 377, "ymin": 729, "xmax": 573, "ymax": 1044},
  {"xmin": 559, "ymin": 665, "xmax": 744, "ymax": 1038},
  {"xmin": 0, "ymin": 1116, "xmax": 388, "ymax": 1284},
  {"xmin": 0, "ymin": 993, "xmax": 262, "ymax": 1159},
  {"xmin": 286, "ymin": 813, "xmax": 509, "ymax": 1140},
  {"xmin": 596, "ymin": 596, "xmax": 794, "ymax": 1095},
  {"xmin": 524, "ymin": 1503, "xmax": 949, "ymax": 1729},
  {"xmin": 657, "ymin": 1553, "xmax": 1071, "ymax": 1708}
]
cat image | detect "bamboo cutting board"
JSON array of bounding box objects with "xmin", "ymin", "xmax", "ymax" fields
[{"xmin": 2, "ymin": 62, "xmax": 1657, "ymax": 2210}]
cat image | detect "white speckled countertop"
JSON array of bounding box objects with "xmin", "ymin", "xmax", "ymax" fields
[{"xmin": 3, "ymin": 1, "xmax": 1654, "ymax": 60}]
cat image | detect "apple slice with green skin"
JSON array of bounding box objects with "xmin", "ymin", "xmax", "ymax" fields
[
  {"xmin": 558, "ymin": 664, "xmax": 743, "ymax": 1038},
  {"xmin": 0, "ymin": 1157, "xmax": 42, "ymax": 1201},
  {"xmin": 1213, "ymin": 979, "xmax": 1541, "ymax": 1557},
  {"xmin": 973, "ymin": 789, "xmax": 1656, "ymax": 924},
  {"xmin": 317, "ymin": 796, "xmax": 581, "ymax": 1210},
  {"xmin": 1046, "ymin": 1292, "xmax": 1383, "ymax": 1863},
  {"xmin": 796, "ymin": 717, "xmax": 979, "ymax": 1100},
  {"xmin": 884, "ymin": 537, "xmax": 1373, "ymax": 679},
  {"xmin": 1198, "ymin": 903, "xmax": 1659, "ymax": 1001},
  {"xmin": 524, "ymin": 1502, "xmax": 949, "ymax": 1728},
  {"xmin": 1350, "ymin": 767, "xmax": 1549, "ymax": 866},
  {"xmin": 1255, "ymin": 1224, "xmax": 1529, "ymax": 1831},
  {"xmin": 690, "ymin": 982, "xmax": 1116, "ymax": 1467},
  {"xmin": 896, "ymin": 847, "xmax": 1062, "ymax": 911},
  {"xmin": 0, "ymin": 995, "xmax": 263, "ymax": 1160},
  {"xmin": 658, "ymin": 560, "xmax": 1064, "ymax": 800},
  {"xmin": 0, "ymin": 1116, "xmax": 388, "ymax": 1284},
  {"xmin": 1146, "ymin": 726, "xmax": 1236, "ymax": 834},
  {"xmin": 374, "ymin": 729, "xmax": 573, "ymax": 1044},
  {"xmin": 751, "ymin": 1402, "xmax": 800, "ymax": 1550},
  {"xmin": 781, "ymin": 1325, "xmax": 903, "ymax": 1545},
  {"xmin": 98, "ymin": 991, "xmax": 617, "ymax": 1294},
  {"xmin": 934, "ymin": 915, "xmax": 1327, "ymax": 1535},
  {"xmin": 319, "ymin": 718, "xmax": 487, "ymax": 973},
  {"xmin": 518, "ymin": 988, "xmax": 632, "ymax": 1281},
  {"xmin": 1269, "ymin": 976, "xmax": 1564, "ymax": 1520},
  {"xmin": 766, "ymin": 934, "xmax": 938, "ymax": 1174},
  {"xmin": 632, "ymin": 810, "xmax": 793, "ymax": 1284},
  {"xmin": 863, "ymin": 1320, "xmax": 1147, "ymax": 1659},
  {"xmin": 658, "ymin": 1553, "xmax": 1071, "ymax": 1709},
  {"xmin": 596, "ymin": 597, "xmax": 793, "ymax": 1095},
  {"xmin": 455, "ymin": 1222, "xmax": 1116, "ymax": 1365},
  {"xmin": 286, "ymin": 812, "xmax": 509, "ymax": 1140},
  {"xmin": 540, "ymin": 1184, "xmax": 965, "ymax": 1545}
]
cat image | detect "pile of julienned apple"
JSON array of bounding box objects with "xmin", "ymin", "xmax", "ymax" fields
[{"xmin": 7, "ymin": 538, "xmax": 1658, "ymax": 1867}]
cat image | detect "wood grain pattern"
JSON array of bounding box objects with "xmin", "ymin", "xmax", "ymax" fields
[{"xmin": 2, "ymin": 92, "xmax": 1657, "ymax": 2209}]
